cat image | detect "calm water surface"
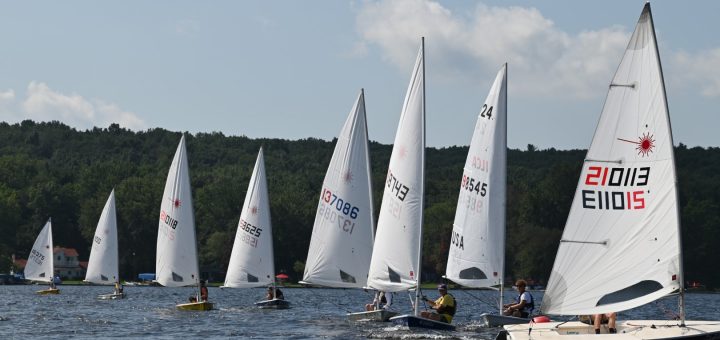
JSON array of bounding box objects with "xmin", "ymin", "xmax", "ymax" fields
[{"xmin": 1, "ymin": 285, "xmax": 718, "ymax": 339}]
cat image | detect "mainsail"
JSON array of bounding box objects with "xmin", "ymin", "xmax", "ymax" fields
[
  {"xmin": 542, "ymin": 3, "xmax": 681, "ymax": 315},
  {"xmin": 156, "ymin": 135, "xmax": 201, "ymax": 287},
  {"xmin": 224, "ymin": 148, "xmax": 275, "ymax": 288},
  {"xmin": 85, "ymin": 190, "xmax": 120, "ymax": 284},
  {"xmin": 367, "ymin": 39, "xmax": 425, "ymax": 294},
  {"xmin": 302, "ymin": 90, "xmax": 375, "ymax": 288},
  {"xmin": 446, "ymin": 64, "xmax": 507, "ymax": 289},
  {"xmin": 25, "ymin": 220, "xmax": 54, "ymax": 283}
]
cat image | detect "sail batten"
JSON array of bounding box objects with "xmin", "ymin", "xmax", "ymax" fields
[
  {"xmin": 542, "ymin": 3, "xmax": 681, "ymax": 315},
  {"xmin": 224, "ymin": 148, "xmax": 275, "ymax": 288},
  {"xmin": 302, "ymin": 90, "xmax": 375, "ymax": 289}
]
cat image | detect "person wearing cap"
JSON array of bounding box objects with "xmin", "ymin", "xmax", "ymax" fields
[
  {"xmin": 503, "ymin": 279, "xmax": 534, "ymax": 318},
  {"xmin": 420, "ymin": 283, "xmax": 456, "ymax": 323}
]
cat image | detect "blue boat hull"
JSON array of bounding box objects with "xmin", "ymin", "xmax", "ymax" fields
[{"xmin": 390, "ymin": 314, "xmax": 456, "ymax": 331}]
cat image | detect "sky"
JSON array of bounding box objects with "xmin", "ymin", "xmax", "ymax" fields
[{"xmin": 0, "ymin": 0, "xmax": 718, "ymax": 149}]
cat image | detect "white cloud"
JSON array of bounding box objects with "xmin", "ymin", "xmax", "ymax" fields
[
  {"xmin": 356, "ymin": 0, "xmax": 630, "ymax": 98},
  {"xmin": 0, "ymin": 81, "xmax": 146, "ymax": 130},
  {"xmin": 673, "ymin": 48, "xmax": 720, "ymax": 97}
]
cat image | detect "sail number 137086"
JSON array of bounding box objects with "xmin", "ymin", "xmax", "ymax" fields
[{"xmin": 322, "ymin": 188, "xmax": 359, "ymax": 219}]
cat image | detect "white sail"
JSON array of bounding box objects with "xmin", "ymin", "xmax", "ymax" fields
[
  {"xmin": 302, "ymin": 90, "xmax": 375, "ymax": 289},
  {"xmin": 542, "ymin": 3, "xmax": 681, "ymax": 315},
  {"xmin": 446, "ymin": 64, "xmax": 507, "ymax": 289},
  {"xmin": 25, "ymin": 220, "xmax": 54, "ymax": 283},
  {"xmin": 224, "ymin": 148, "xmax": 275, "ymax": 288},
  {"xmin": 85, "ymin": 190, "xmax": 120, "ymax": 285},
  {"xmin": 367, "ymin": 39, "xmax": 425, "ymax": 293},
  {"xmin": 156, "ymin": 135, "xmax": 200, "ymax": 287}
]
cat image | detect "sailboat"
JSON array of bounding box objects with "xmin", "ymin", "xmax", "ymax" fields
[
  {"xmin": 85, "ymin": 190, "xmax": 125, "ymax": 300},
  {"xmin": 444, "ymin": 64, "xmax": 514, "ymax": 327},
  {"xmin": 156, "ymin": 135, "xmax": 213, "ymax": 311},
  {"xmin": 25, "ymin": 219, "xmax": 59, "ymax": 295},
  {"xmin": 298, "ymin": 90, "xmax": 388, "ymax": 320},
  {"xmin": 223, "ymin": 148, "xmax": 288, "ymax": 309},
  {"xmin": 365, "ymin": 38, "xmax": 451, "ymax": 331},
  {"xmin": 499, "ymin": 3, "xmax": 720, "ymax": 339}
]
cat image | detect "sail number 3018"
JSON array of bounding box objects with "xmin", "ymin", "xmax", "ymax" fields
[{"xmin": 322, "ymin": 188, "xmax": 359, "ymax": 219}]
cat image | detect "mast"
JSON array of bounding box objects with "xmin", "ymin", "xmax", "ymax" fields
[
  {"xmin": 48, "ymin": 218, "xmax": 54, "ymax": 285},
  {"xmin": 645, "ymin": 2, "xmax": 685, "ymax": 325},
  {"xmin": 184, "ymin": 134, "xmax": 202, "ymax": 301},
  {"xmin": 499, "ymin": 62, "xmax": 507, "ymax": 314},
  {"xmin": 362, "ymin": 88, "xmax": 376, "ymax": 248},
  {"xmin": 413, "ymin": 36, "xmax": 426, "ymax": 317}
]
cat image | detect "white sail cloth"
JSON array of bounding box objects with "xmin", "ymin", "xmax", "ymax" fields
[
  {"xmin": 367, "ymin": 40, "xmax": 425, "ymax": 293},
  {"xmin": 446, "ymin": 64, "xmax": 507, "ymax": 289},
  {"xmin": 85, "ymin": 190, "xmax": 120, "ymax": 284},
  {"xmin": 224, "ymin": 148, "xmax": 276, "ymax": 288},
  {"xmin": 542, "ymin": 5, "xmax": 680, "ymax": 315},
  {"xmin": 302, "ymin": 90, "xmax": 375, "ymax": 288},
  {"xmin": 25, "ymin": 220, "xmax": 54, "ymax": 283},
  {"xmin": 156, "ymin": 135, "xmax": 201, "ymax": 287}
]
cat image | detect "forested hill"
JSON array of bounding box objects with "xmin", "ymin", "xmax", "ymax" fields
[{"xmin": 1, "ymin": 120, "xmax": 718, "ymax": 289}]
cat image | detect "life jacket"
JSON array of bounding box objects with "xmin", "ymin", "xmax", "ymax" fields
[
  {"xmin": 436, "ymin": 293, "xmax": 456, "ymax": 317},
  {"xmin": 517, "ymin": 291, "xmax": 534, "ymax": 313}
]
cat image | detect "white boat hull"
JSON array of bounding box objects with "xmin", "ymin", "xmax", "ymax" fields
[
  {"xmin": 346, "ymin": 310, "xmax": 399, "ymax": 322},
  {"xmin": 498, "ymin": 320, "xmax": 720, "ymax": 340},
  {"xmin": 480, "ymin": 313, "xmax": 530, "ymax": 327},
  {"xmin": 97, "ymin": 292, "xmax": 126, "ymax": 300}
]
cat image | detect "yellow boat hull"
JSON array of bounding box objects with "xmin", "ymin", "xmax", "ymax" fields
[
  {"xmin": 176, "ymin": 301, "xmax": 213, "ymax": 311},
  {"xmin": 36, "ymin": 288, "xmax": 60, "ymax": 295}
]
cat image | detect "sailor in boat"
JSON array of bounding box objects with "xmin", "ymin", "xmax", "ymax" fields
[
  {"xmin": 188, "ymin": 280, "xmax": 209, "ymax": 303},
  {"xmin": 265, "ymin": 287, "xmax": 284, "ymax": 300},
  {"xmin": 113, "ymin": 277, "xmax": 124, "ymax": 295},
  {"xmin": 365, "ymin": 291, "xmax": 393, "ymax": 311},
  {"xmin": 593, "ymin": 312, "xmax": 617, "ymax": 334},
  {"xmin": 200, "ymin": 280, "xmax": 208, "ymax": 301},
  {"xmin": 419, "ymin": 284, "xmax": 456, "ymax": 324},
  {"xmin": 502, "ymin": 279, "xmax": 534, "ymax": 318}
]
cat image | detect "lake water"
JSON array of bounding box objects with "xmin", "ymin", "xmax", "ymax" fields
[{"xmin": 1, "ymin": 285, "xmax": 718, "ymax": 339}]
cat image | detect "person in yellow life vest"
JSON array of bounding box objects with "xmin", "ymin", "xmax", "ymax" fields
[{"xmin": 420, "ymin": 284, "xmax": 456, "ymax": 323}]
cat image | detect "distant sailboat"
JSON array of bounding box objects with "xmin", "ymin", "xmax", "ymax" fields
[
  {"xmin": 25, "ymin": 219, "xmax": 58, "ymax": 295},
  {"xmin": 366, "ymin": 38, "xmax": 452, "ymax": 331},
  {"xmin": 223, "ymin": 148, "xmax": 288, "ymax": 309},
  {"xmin": 499, "ymin": 4, "xmax": 720, "ymax": 340},
  {"xmin": 444, "ymin": 64, "xmax": 514, "ymax": 327},
  {"xmin": 156, "ymin": 135, "xmax": 213, "ymax": 311},
  {"xmin": 85, "ymin": 190, "xmax": 125, "ymax": 300},
  {"xmin": 298, "ymin": 90, "xmax": 388, "ymax": 320}
]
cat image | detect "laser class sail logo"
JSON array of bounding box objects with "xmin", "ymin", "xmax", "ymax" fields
[{"xmin": 618, "ymin": 132, "xmax": 655, "ymax": 157}]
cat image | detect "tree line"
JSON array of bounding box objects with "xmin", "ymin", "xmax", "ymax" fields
[{"xmin": 0, "ymin": 120, "xmax": 718, "ymax": 289}]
